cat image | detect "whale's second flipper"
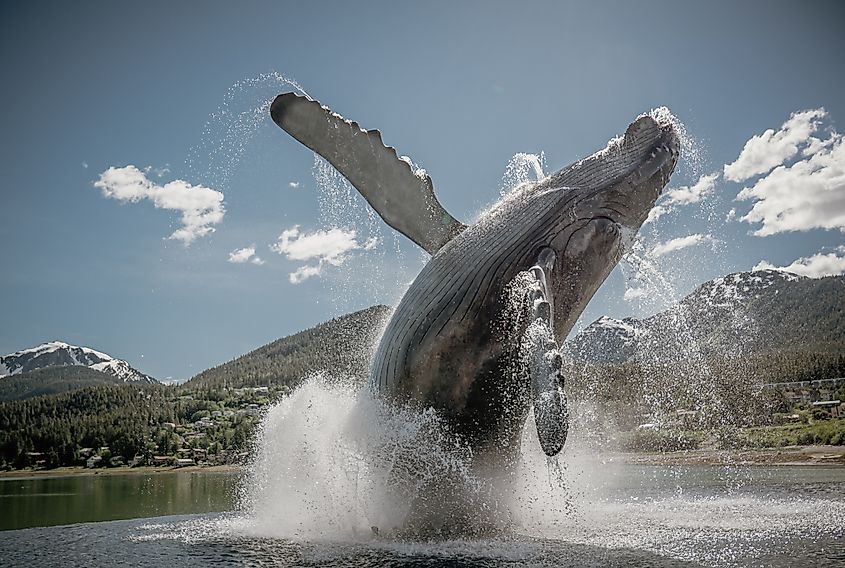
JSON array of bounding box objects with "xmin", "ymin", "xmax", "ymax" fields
[
  {"xmin": 270, "ymin": 93, "xmax": 466, "ymax": 255},
  {"xmin": 525, "ymin": 248, "xmax": 568, "ymax": 457}
]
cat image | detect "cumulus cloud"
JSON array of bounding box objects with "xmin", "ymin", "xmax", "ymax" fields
[
  {"xmin": 228, "ymin": 245, "xmax": 264, "ymax": 265},
  {"xmin": 623, "ymin": 287, "xmax": 646, "ymax": 301},
  {"xmin": 644, "ymin": 173, "xmax": 720, "ymax": 226},
  {"xmin": 724, "ymin": 109, "xmax": 828, "ymax": 182},
  {"xmin": 649, "ymin": 234, "xmax": 716, "ymax": 258},
  {"xmin": 643, "ymin": 205, "xmax": 668, "ymax": 227},
  {"xmin": 735, "ymin": 130, "xmax": 845, "ymax": 235},
  {"xmin": 270, "ymin": 225, "xmax": 378, "ymax": 284},
  {"xmin": 725, "ymin": 208, "xmax": 737, "ymax": 222},
  {"xmin": 289, "ymin": 265, "xmax": 322, "ymax": 284},
  {"xmin": 753, "ymin": 246, "xmax": 845, "ymax": 278},
  {"xmin": 289, "ymin": 181, "xmax": 300, "ymax": 189},
  {"xmin": 94, "ymin": 165, "xmax": 225, "ymax": 245},
  {"xmin": 663, "ymin": 173, "xmax": 719, "ymax": 206}
]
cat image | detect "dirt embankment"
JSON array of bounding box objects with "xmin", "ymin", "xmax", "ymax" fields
[{"xmin": 615, "ymin": 445, "xmax": 845, "ymax": 466}]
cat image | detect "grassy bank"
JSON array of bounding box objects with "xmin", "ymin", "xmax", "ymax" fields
[
  {"xmin": 0, "ymin": 464, "xmax": 242, "ymax": 479},
  {"xmin": 724, "ymin": 419, "xmax": 845, "ymax": 448}
]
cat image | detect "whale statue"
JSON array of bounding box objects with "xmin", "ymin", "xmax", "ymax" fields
[{"xmin": 270, "ymin": 93, "xmax": 679, "ymax": 464}]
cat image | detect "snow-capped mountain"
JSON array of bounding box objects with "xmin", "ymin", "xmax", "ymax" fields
[
  {"xmin": 566, "ymin": 270, "xmax": 843, "ymax": 364},
  {"xmin": 686, "ymin": 269, "xmax": 804, "ymax": 310},
  {"xmin": 0, "ymin": 341, "xmax": 157, "ymax": 384},
  {"xmin": 565, "ymin": 315, "xmax": 645, "ymax": 364}
]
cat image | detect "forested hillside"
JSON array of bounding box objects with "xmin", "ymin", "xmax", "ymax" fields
[
  {"xmin": 0, "ymin": 384, "xmax": 263, "ymax": 469},
  {"xmin": 0, "ymin": 366, "xmax": 118, "ymax": 401},
  {"xmin": 567, "ymin": 271, "xmax": 845, "ymax": 364},
  {"xmin": 183, "ymin": 305, "xmax": 391, "ymax": 390}
]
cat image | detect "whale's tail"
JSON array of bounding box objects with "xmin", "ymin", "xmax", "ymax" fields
[{"xmin": 270, "ymin": 93, "xmax": 465, "ymax": 255}]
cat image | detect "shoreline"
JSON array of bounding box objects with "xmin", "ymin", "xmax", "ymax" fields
[
  {"xmin": 0, "ymin": 464, "xmax": 244, "ymax": 480},
  {"xmin": 612, "ymin": 444, "xmax": 845, "ymax": 467},
  {"xmin": 3, "ymin": 445, "xmax": 844, "ymax": 479}
]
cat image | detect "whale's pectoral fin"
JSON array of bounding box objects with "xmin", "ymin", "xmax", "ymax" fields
[
  {"xmin": 530, "ymin": 342, "xmax": 568, "ymax": 457},
  {"xmin": 526, "ymin": 249, "xmax": 568, "ymax": 457},
  {"xmin": 270, "ymin": 92, "xmax": 466, "ymax": 255}
]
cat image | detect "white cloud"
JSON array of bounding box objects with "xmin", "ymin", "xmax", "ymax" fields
[
  {"xmin": 228, "ymin": 245, "xmax": 264, "ymax": 265},
  {"xmin": 644, "ymin": 172, "xmax": 720, "ymax": 226},
  {"xmin": 663, "ymin": 173, "xmax": 719, "ymax": 206},
  {"xmin": 753, "ymin": 247, "xmax": 845, "ymax": 278},
  {"xmin": 725, "ymin": 208, "xmax": 737, "ymax": 222},
  {"xmin": 94, "ymin": 165, "xmax": 225, "ymax": 245},
  {"xmin": 289, "ymin": 265, "xmax": 322, "ymax": 284},
  {"xmin": 82, "ymin": 161, "xmax": 88, "ymax": 169},
  {"xmin": 623, "ymin": 287, "xmax": 646, "ymax": 301},
  {"xmin": 649, "ymin": 234, "xmax": 715, "ymax": 258},
  {"xmin": 724, "ymin": 109, "xmax": 827, "ymax": 182},
  {"xmin": 270, "ymin": 225, "xmax": 378, "ymax": 284},
  {"xmin": 643, "ymin": 205, "xmax": 667, "ymax": 226},
  {"xmin": 735, "ymin": 131, "xmax": 845, "ymax": 236},
  {"xmin": 289, "ymin": 181, "xmax": 300, "ymax": 189}
]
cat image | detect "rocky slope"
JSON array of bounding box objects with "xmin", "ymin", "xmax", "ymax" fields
[
  {"xmin": 0, "ymin": 341, "xmax": 157, "ymax": 383},
  {"xmin": 566, "ymin": 270, "xmax": 845, "ymax": 364}
]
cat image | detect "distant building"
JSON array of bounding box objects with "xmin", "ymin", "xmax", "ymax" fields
[
  {"xmin": 676, "ymin": 409, "xmax": 698, "ymax": 428},
  {"xmin": 174, "ymin": 458, "xmax": 195, "ymax": 468},
  {"xmin": 86, "ymin": 456, "xmax": 103, "ymax": 468},
  {"xmin": 812, "ymin": 400, "xmax": 843, "ymax": 418}
]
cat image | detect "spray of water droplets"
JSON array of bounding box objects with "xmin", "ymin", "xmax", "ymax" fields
[{"xmin": 185, "ymin": 71, "xmax": 309, "ymax": 191}]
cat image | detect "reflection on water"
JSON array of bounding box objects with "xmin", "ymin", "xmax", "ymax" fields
[
  {"xmin": 0, "ymin": 465, "xmax": 842, "ymax": 567},
  {"xmin": 0, "ymin": 472, "xmax": 239, "ymax": 531}
]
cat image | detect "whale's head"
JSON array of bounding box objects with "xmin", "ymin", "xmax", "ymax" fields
[{"xmin": 520, "ymin": 110, "xmax": 680, "ymax": 338}]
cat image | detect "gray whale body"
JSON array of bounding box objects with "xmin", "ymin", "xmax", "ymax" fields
[{"xmin": 271, "ymin": 93, "xmax": 679, "ymax": 464}]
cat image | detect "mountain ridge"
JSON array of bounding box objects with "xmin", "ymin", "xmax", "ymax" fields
[
  {"xmin": 566, "ymin": 269, "xmax": 845, "ymax": 364},
  {"xmin": 0, "ymin": 341, "xmax": 157, "ymax": 384},
  {"xmin": 183, "ymin": 305, "xmax": 392, "ymax": 390}
]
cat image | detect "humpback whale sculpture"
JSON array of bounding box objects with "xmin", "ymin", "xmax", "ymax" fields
[{"xmin": 271, "ymin": 93, "xmax": 679, "ymax": 463}]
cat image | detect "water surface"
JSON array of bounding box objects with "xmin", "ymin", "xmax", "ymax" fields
[
  {"xmin": 0, "ymin": 471, "xmax": 238, "ymax": 531},
  {"xmin": 0, "ymin": 465, "xmax": 842, "ymax": 567}
]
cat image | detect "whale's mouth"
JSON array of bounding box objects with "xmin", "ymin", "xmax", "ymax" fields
[
  {"xmin": 605, "ymin": 112, "xmax": 681, "ymax": 198},
  {"xmin": 629, "ymin": 122, "xmax": 680, "ymax": 186},
  {"xmin": 539, "ymin": 109, "xmax": 680, "ymax": 207},
  {"xmin": 569, "ymin": 111, "xmax": 681, "ymax": 230}
]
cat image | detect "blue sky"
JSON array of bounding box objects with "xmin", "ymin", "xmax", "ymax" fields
[{"xmin": 1, "ymin": 1, "xmax": 843, "ymax": 381}]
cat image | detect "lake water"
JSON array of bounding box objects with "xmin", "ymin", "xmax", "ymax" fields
[
  {"xmin": 0, "ymin": 471, "xmax": 239, "ymax": 531},
  {"xmin": 0, "ymin": 465, "xmax": 842, "ymax": 567}
]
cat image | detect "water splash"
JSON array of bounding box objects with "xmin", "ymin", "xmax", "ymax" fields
[
  {"xmin": 238, "ymin": 376, "xmax": 477, "ymax": 539},
  {"xmin": 186, "ymin": 71, "xmax": 309, "ymax": 191},
  {"xmin": 468, "ymin": 152, "xmax": 549, "ymax": 223},
  {"xmin": 234, "ymin": 372, "xmax": 612, "ymax": 541},
  {"xmin": 499, "ymin": 152, "xmax": 547, "ymax": 198}
]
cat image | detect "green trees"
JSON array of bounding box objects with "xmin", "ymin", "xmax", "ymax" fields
[
  {"xmin": 182, "ymin": 305, "xmax": 390, "ymax": 391},
  {"xmin": 0, "ymin": 384, "xmax": 264, "ymax": 470}
]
